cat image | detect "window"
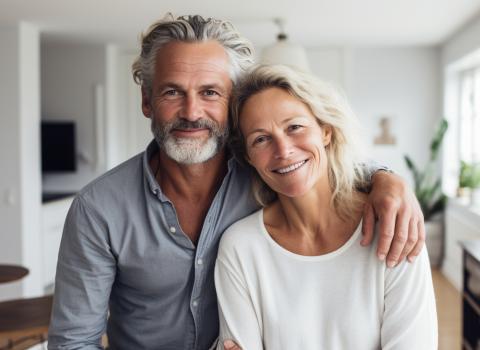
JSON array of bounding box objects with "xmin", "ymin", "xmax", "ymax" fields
[{"xmin": 459, "ymin": 67, "xmax": 480, "ymax": 164}]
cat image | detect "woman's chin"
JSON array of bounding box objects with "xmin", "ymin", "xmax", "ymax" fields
[{"xmin": 274, "ymin": 185, "xmax": 313, "ymax": 199}]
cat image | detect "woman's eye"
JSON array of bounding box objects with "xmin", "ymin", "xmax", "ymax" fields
[
  {"xmin": 253, "ymin": 135, "xmax": 269, "ymax": 145},
  {"xmin": 288, "ymin": 124, "xmax": 303, "ymax": 131}
]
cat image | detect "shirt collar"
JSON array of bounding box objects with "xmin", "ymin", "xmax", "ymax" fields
[{"xmin": 142, "ymin": 140, "xmax": 238, "ymax": 201}]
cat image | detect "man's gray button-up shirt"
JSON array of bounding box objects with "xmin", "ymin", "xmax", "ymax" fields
[{"xmin": 48, "ymin": 141, "xmax": 258, "ymax": 350}]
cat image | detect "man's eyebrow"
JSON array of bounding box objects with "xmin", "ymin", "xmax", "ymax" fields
[
  {"xmin": 199, "ymin": 83, "xmax": 227, "ymax": 93},
  {"xmin": 156, "ymin": 82, "xmax": 182, "ymax": 91}
]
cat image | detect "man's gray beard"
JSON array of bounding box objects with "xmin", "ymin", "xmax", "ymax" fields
[{"xmin": 151, "ymin": 117, "xmax": 229, "ymax": 165}]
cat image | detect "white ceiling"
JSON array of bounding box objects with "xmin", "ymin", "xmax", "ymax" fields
[{"xmin": 1, "ymin": 0, "xmax": 480, "ymax": 48}]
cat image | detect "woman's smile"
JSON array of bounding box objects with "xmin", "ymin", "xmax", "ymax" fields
[{"xmin": 272, "ymin": 159, "xmax": 309, "ymax": 175}]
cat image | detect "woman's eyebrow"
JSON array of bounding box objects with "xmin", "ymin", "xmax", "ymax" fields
[{"xmin": 245, "ymin": 128, "xmax": 267, "ymax": 137}]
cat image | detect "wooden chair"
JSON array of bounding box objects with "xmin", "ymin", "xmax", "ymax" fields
[{"xmin": 0, "ymin": 265, "xmax": 52, "ymax": 350}]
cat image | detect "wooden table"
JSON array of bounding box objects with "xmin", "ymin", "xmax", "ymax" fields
[
  {"xmin": 0, "ymin": 266, "xmax": 28, "ymax": 284},
  {"xmin": 0, "ymin": 295, "xmax": 53, "ymax": 349}
]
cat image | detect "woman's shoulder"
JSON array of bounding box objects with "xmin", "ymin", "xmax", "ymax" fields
[{"xmin": 218, "ymin": 209, "xmax": 265, "ymax": 253}]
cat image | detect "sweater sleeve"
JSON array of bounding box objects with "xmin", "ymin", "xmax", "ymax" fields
[
  {"xmin": 214, "ymin": 237, "xmax": 264, "ymax": 350},
  {"xmin": 381, "ymin": 247, "xmax": 438, "ymax": 349}
]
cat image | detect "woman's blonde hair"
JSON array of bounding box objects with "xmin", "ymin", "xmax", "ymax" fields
[{"xmin": 230, "ymin": 64, "xmax": 367, "ymax": 221}]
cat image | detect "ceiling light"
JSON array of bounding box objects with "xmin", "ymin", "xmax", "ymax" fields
[{"xmin": 261, "ymin": 18, "xmax": 310, "ymax": 72}]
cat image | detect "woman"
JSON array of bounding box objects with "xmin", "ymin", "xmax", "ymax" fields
[{"xmin": 215, "ymin": 65, "xmax": 437, "ymax": 349}]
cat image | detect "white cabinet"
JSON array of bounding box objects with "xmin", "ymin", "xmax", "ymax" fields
[
  {"xmin": 41, "ymin": 196, "xmax": 73, "ymax": 293},
  {"xmin": 443, "ymin": 199, "xmax": 480, "ymax": 291}
]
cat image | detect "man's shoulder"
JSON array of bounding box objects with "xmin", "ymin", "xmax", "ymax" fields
[{"xmin": 76, "ymin": 152, "xmax": 145, "ymax": 207}]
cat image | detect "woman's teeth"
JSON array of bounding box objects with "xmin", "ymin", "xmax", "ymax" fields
[{"xmin": 275, "ymin": 160, "xmax": 307, "ymax": 174}]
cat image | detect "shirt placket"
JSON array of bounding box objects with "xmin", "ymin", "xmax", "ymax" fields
[{"xmin": 189, "ymin": 167, "xmax": 232, "ymax": 349}]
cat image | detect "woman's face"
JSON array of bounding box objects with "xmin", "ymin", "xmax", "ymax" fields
[{"xmin": 240, "ymin": 87, "xmax": 332, "ymax": 198}]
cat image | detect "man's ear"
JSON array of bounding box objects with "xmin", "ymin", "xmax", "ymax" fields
[
  {"xmin": 323, "ymin": 125, "xmax": 332, "ymax": 146},
  {"xmin": 141, "ymin": 87, "xmax": 152, "ymax": 118}
]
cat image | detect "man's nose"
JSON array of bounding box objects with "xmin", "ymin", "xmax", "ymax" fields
[
  {"xmin": 182, "ymin": 94, "xmax": 203, "ymax": 121},
  {"xmin": 274, "ymin": 137, "xmax": 294, "ymax": 159}
]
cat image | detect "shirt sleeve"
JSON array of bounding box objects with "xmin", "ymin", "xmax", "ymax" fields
[
  {"xmin": 381, "ymin": 247, "xmax": 438, "ymax": 349},
  {"xmin": 214, "ymin": 253, "xmax": 264, "ymax": 350},
  {"xmin": 357, "ymin": 160, "xmax": 393, "ymax": 192},
  {"xmin": 48, "ymin": 195, "xmax": 116, "ymax": 350}
]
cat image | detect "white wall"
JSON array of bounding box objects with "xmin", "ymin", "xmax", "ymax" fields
[
  {"xmin": 442, "ymin": 14, "xmax": 480, "ymax": 66},
  {"xmin": 302, "ymin": 47, "xmax": 440, "ymax": 183},
  {"xmin": 346, "ymin": 47, "xmax": 441, "ymax": 183},
  {"xmin": 41, "ymin": 42, "xmax": 107, "ymax": 192},
  {"xmin": 0, "ymin": 22, "xmax": 42, "ymax": 300}
]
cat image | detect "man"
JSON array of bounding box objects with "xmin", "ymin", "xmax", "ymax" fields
[{"xmin": 48, "ymin": 14, "xmax": 425, "ymax": 350}]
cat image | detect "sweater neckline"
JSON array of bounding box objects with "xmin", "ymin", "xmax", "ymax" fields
[{"xmin": 257, "ymin": 208, "xmax": 362, "ymax": 262}]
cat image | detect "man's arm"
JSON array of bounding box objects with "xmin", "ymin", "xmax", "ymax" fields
[
  {"xmin": 48, "ymin": 196, "xmax": 116, "ymax": 350},
  {"xmin": 361, "ymin": 169, "xmax": 425, "ymax": 268}
]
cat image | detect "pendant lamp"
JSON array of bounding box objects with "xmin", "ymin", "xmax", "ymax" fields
[{"xmin": 261, "ymin": 18, "xmax": 310, "ymax": 72}]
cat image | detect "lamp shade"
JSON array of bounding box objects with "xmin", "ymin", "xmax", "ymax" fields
[{"xmin": 261, "ymin": 40, "xmax": 310, "ymax": 72}]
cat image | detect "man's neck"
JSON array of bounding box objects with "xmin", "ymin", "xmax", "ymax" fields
[
  {"xmin": 149, "ymin": 148, "xmax": 229, "ymax": 244},
  {"xmin": 152, "ymin": 149, "xmax": 228, "ymax": 200}
]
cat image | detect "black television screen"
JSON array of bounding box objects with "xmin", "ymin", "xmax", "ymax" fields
[{"xmin": 41, "ymin": 121, "xmax": 77, "ymax": 172}]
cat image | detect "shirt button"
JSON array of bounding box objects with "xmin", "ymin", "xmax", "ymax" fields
[
  {"xmin": 169, "ymin": 226, "xmax": 176, "ymax": 233},
  {"xmin": 192, "ymin": 300, "xmax": 198, "ymax": 307},
  {"xmin": 197, "ymin": 258, "xmax": 203, "ymax": 265}
]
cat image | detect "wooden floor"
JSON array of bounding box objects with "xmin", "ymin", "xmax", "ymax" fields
[
  {"xmin": 0, "ymin": 269, "xmax": 462, "ymax": 349},
  {"xmin": 432, "ymin": 269, "xmax": 462, "ymax": 350}
]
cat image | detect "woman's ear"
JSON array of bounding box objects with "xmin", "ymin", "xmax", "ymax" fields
[
  {"xmin": 244, "ymin": 151, "xmax": 252, "ymax": 165},
  {"xmin": 323, "ymin": 125, "xmax": 333, "ymax": 146}
]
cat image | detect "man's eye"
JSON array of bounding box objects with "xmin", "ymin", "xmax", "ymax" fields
[
  {"xmin": 164, "ymin": 90, "xmax": 178, "ymax": 96},
  {"xmin": 204, "ymin": 90, "xmax": 219, "ymax": 97}
]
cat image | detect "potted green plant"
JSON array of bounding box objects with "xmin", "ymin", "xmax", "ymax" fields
[
  {"xmin": 404, "ymin": 119, "xmax": 448, "ymax": 267},
  {"xmin": 458, "ymin": 161, "xmax": 480, "ymax": 204},
  {"xmin": 469, "ymin": 163, "xmax": 480, "ymax": 206},
  {"xmin": 458, "ymin": 161, "xmax": 474, "ymax": 198}
]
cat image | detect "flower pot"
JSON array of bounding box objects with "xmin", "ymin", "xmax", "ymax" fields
[
  {"xmin": 425, "ymin": 216, "xmax": 443, "ymax": 268},
  {"xmin": 457, "ymin": 187, "xmax": 471, "ymax": 199},
  {"xmin": 471, "ymin": 188, "xmax": 480, "ymax": 207}
]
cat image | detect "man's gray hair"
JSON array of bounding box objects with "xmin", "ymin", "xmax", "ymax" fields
[{"xmin": 132, "ymin": 14, "xmax": 255, "ymax": 96}]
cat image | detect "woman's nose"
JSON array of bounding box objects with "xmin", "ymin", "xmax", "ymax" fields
[{"xmin": 274, "ymin": 137, "xmax": 294, "ymax": 159}]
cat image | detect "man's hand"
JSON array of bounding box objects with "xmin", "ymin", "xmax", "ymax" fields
[
  {"xmin": 224, "ymin": 340, "xmax": 242, "ymax": 350},
  {"xmin": 361, "ymin": 171, "xmax": 425, "ymax": 267},
  {"xmin": 223, "ymin": 340, "xmax": 242, "ymax": 350}
]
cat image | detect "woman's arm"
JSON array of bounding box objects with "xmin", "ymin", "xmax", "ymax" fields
[
  {"xmin": 381, "ymin": 247, "xmax": 438, "ymax": 349},
  {"xmin": 215, "ymin": 256, "xmax": 263, "ymax": 350}
]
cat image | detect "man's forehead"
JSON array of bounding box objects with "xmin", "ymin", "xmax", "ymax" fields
[
  {"xmin": 167, "ymin": 61, "xmax": 229, "ymax": 74},
  {"xmin": 155, "ymin": 41, "xmax": 230, "ymax": 74}
]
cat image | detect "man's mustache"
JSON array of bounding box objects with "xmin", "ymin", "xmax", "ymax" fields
[{"xmin": 169, "ymin": 118, "xmax": 216, "ymax": 131}]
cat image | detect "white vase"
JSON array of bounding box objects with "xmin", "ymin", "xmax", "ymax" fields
[
  {"xmin": 471, "ymin": 188, "xmax": 480, "ymax": 207},
  {"xmin": 424, "ymin": 216, "xmax": 443, "ymax": 268}
]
